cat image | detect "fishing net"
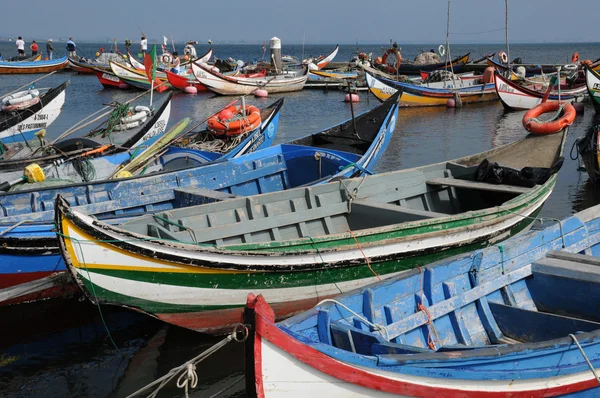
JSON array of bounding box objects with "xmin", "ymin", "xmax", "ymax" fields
[
  {"xmin": 413, "ymin": 52, "xmax": 442, "ymax": 65},
  {"xmin": 88, "ymin": 103, "xmax": 131, "ymax": 139},
  {"xmin": 178, "ymin": 131, "xmax": 249, "ymax": 154}
]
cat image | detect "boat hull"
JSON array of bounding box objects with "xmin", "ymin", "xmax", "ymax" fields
[
  {"xmin": 585, "ymin": 66, "xmax": 600, "ymax": 113},
  {"xmin": 0, "ymin": 56, "xmax": 68, "ymax": 74},
  {"xmin": 495, "ymin": 71, "xmax": 586, "ymax": 110},
  {"xmin": 92, "ymin": 69, "xmax": 128, "ymax": 88},
  {"xmin": 366, "ymin": 71, "xmax": 498, "ymax": 106}
]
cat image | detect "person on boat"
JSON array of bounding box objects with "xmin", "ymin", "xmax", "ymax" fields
[
  {"xmin": 46, "ymin": 39, "xmax": 55, "ymax": 60},
  {"xmin": 140, "ymin": 36, "xmax": 147, "ymax": 57},
  {"xmin": 30, "ymin": 41, "xmax": 39, "ymax": 57},
  {"xmin": 184, "ymin": 41, "xmax": 197, "ymax": 59},
  {"xmin": 169, "ymin": 52, "xmax": 181, "ymax": 74},
  {"xmin": 15, "ymin": 36, "xmax": 25, "ymax": 57},
  {"xmin": 66, "ymin": 38, "xmax": 77, "ymax": 58}
]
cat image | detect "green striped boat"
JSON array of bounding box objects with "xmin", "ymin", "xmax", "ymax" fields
[
  {"xmin": 585, "ymin": 65, "xmax": 600, "ymax": 113},
  {"xmin": 56, "ymin": 130, "xmax": 567, "ymax": 334}
]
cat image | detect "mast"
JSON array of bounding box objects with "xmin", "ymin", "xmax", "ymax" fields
[{"xmin": 505, "ymin": 0, "xmax": 510, "ymax": 70}]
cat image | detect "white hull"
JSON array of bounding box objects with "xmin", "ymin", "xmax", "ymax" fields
[{"xmin": 191, "ymin": 63, "xmax": 307, "ymax": 95}]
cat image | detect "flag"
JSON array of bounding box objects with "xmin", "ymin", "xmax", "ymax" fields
[
  {"xmin": 144, "ymin": 45, "xmax": 167, "ymax": 93},
  {"xmin": 163, "ymin": 36, "xmax": 168, "ymax": 46}
]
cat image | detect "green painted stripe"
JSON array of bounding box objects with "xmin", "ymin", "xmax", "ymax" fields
[
  {"xmin": 78, "ymin": 213, "xmax": 538, "ymax": 314},
  {"xmin": 221, "ymin": 180, "xmax": 553, "ymax": 252}
]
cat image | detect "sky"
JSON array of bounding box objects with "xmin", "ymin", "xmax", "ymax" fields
[{"xmin": 0, "ymin": 0, "xmax": 598, "ymax": 44}]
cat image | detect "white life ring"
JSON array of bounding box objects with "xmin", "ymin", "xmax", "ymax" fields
[
  {"xmin": 499, "ymin": 51, "xmax": 508, "ymax": 64},
  {"xmin": 113, "ymin": 117, "xmax": 147, "ymax": 131},
  {"xmin": 161, "ymin": 53, "xmax": 173, "ymax": 64},
  {"xmin": 120, "ymin": 107, "xmax": 151, "ymax": 124},
  {"xmin": 438, "ymin": 45, "xmax": 446, "ymax": 57},
  {"xmin": 563, "ymin": 64, "xmax": 578, "ymax": 71},
  {"xmin": 2, "ymin": 89, "xmax": 39, "ymax": 106},
  {"xmin": 2, "ymin": 96, "xmax": 40, "ymax": 112}
]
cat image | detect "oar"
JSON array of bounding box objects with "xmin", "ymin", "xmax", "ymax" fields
[
  {"xmin": 1, "ymin": 71, "xmax": 58, "ymax": 98},
  {"xmin": 0, "ymin": 144, "xmax": 114, "ymax": 192}
]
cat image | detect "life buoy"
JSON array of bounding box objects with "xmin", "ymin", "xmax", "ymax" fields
[
  {"xmin": 381, "ymin": 49, "xmax": 402, "ymax": 74},
  {"xmin": 438, "ymin": 45, "xmax": 446, "ymax": 57},
  {"xmin": 207, "ymin": 105, "xmax": 262, "ymax": 136},
  {"xmin": 1, "ymin": 89, "xmax": 40, "ymax": 111},
  {"xmin": 498, "ymin": 51, "xmax": 508, "ymax": 64},
  {"xmin": 522, "ymin": 102, "xmax": 576, "ymax": 135},
  {"xmin": 572, "ymin": 52, "xmax": 579, "ymax": 63},
  {"xmin": 112, "ymin": 106, "xmax": 151, "ymax": 130},
  {"xmin": 162, "ymin": 53, "xmax": 173, "ymax": 64}
]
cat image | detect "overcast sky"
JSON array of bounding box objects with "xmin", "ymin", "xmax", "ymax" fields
[{"xmin": 1, "ymin": 0, "xmax": 597, "ymax": 44}]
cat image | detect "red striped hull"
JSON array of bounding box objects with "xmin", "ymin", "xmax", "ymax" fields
[
  {"xmin": 92, "ymin": 70, "xmax": 128, "ymax": 89},
  {"xmin": 165, "ymin": 70, "xmax": 208, "ymax": 92}
]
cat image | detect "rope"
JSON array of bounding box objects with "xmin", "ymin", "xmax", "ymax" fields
[
  {"xmin": 306, "ymin": 236, "xmax": 343, "ymax": 295},
  {"xmin": 499, "ymin": 244, "xmax": 505, "ymax": 275},
  {"xmin": 348, "ymin": 229, "xmax": 381, "ymax": 280},
  {"xmin": 339, "ymin": 174, "xmax": 368, "ymax": 213},
  {"xmin": 127, "ymin": 332, "xmax": 241, "ymax": 398},
  {"xmin": 153, "ymin": 214, "xmax": 198, "ymax": 244},
  {"xmin": 317, "ymin": 298, "xmax": 390, "ymax": 341},
  {"xmin": 498, "ymin": 205, "xmax": 566, "ymax": 248},
  {"xmin": 568, "ymin": 334, "xmax": 600, "ymax": 385},
  {"xmin": 175, "ymin": 363, "xmax": 198, "ymax": 398},
  {"xmin": 417, "ymin": 266, "xmax": 439, "ymax": 350}
]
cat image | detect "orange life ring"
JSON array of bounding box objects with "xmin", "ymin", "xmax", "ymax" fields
[
  {"xmin": 381, "ymin": 49, "xmax": 402, "ymax": 73},
  {"xmin": 207, "ymin": 105, "xmax": 262, "ymax": 136},
  {"xmin": 522, "ymin": 102, "xmax": 576, "ymax": 135}
]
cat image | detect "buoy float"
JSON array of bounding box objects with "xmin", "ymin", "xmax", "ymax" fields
[
  {"xmin": 184, "ymin": 86, "xmax": 198, "ymax": 94},
  {"xmin": 207, "ymin": 105, "xmax": 262, "ymax": 136},
  {"xmin": 344, "ymin": 93, "xmax": 359, "ymax": 103},
  {"xmin": 254, "ymin": 89, "xmax": 268, "ymax": 98},
  {"xmin": 446, "ymin": 98, "xmax": 456, "ymax": 108},
  {"xmin": 522, "ymin": 102, "xmax": 576, "ymax": 135},
  {"xmin": 118, "ymin": 83, "xmax": 129, "ymax": 89}
]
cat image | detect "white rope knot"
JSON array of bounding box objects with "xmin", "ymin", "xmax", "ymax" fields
[{"xmin": 176, "ymin": 363, "xmax": 198, "ymax": 398}]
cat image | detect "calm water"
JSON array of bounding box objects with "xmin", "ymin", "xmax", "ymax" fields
[{"xmin": 1, "ymin": 42, "xmax": 600, "ymax": 397}]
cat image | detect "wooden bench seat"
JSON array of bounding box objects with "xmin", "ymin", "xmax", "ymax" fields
[{"xmin": 426, "ymin": 177, "xmax": 531, "ymax": 195}]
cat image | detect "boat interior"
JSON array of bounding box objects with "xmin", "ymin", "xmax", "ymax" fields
[
  {"xmin": 279, "ymin": 213, "xmax": 600, "ymax": 362},
  {"xmin": 121, "ymin": 132, "xmax": 564, "ymax": 247}
]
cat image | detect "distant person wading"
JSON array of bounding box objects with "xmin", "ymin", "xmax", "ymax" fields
[
  {"xmin": 46, "ymin": 39, "xmax": 55, "ymax": 60},
  {"xmin": 15, "ymin": 36, "xmax": 25, "ymax": 57},
  {"xmin": 140, "ymin": 36, "xmax": 147, "ymax": 56},
  {"xmin": 30, "ymin": 41, "xmax": 39, "ymax": 57},
  {"xmin": 66, "ymin": 38, "xmax": 77, "ymax": 58}
]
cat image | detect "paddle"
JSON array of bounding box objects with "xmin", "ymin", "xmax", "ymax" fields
[{"xmin": 0, "ymin": 144, "xmax": 114, "ymax": 192}]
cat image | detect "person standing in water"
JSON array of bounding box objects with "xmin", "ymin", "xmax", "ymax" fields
[
  {"xmin": 15, "ymin": 36, "xmax": 25, "ymax": 57},
  {"xmin": 140, "ymin": 36, "xmax": 147, "ymax": 57},
  {"xmin": 46, "ymin": 39, "xmax": 55, "ymax": 60},
  {"xmin": 66, "ymin": 38, "xmax": 77, "ymax": 58},
  {"xmin": 30, "ymin": 41, "xmax": 39, "ymax": 57}
]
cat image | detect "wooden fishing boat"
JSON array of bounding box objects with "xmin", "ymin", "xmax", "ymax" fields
[
  {"xmin": 312, "ymin": 45, "xmax": 339, "ymax": 70},
  {"xmin": 244, "ymin": 205, "xmax": 600, "ymax": 397},
  {"xmin": 0, "ymin": 81, "xmax": 69, "ymax": 144},
  {"xmin": 366, "ymin": 70, "xmax": 498, "ymax": 106},
  {"xmin": 55, "ymin": 124, "xmax": 565, "ymax": 334},
  {"xmin": 495, "ymin": 71, "xmax": 587, "ymax": 111},
  {"xmin": 585, "ymin": 65, "xmax": 600, "ymax": 113},
  {"xmin": 192, "ymin": 63, "xmax": 308, "ymax": 95},
  {"xmin": 127, "ymin": 45, "xmax": 213, "ymax": 72},
  {"xmin": 0, "ymin": 56, "xmax": 68, "ymax": 74},
  {"xmin": 487, "ymin": 57, "xmax": 568, "ymax": 77},
  {"xmin": 167, "ymin": 68, "xmax": 266, "ymax": 92},
  {"xmin": 0, "ymin": 93, "xmax": 172, "ymax": 174},
  {"xmin": 68, "ymin": 58, "xmax": 97, "ymax": 74},
  {"xmin": 374, "ymin": 52, "xmax": 470, "ymax": 75},
  {"xmin": 92, "ymin": 67, "xmax": 128, "ymax": 89},
  {"xmin": 0, "ymin": 95, "xmax": 396, "ymax": 306},
  {"xmin": 69, "ymin": 52, "xmax": 129, "ymax": 74},
  {"xmin": 110, "ymin": 61, "xmax": 170, "ymax": 90},
  {"xmin": 4, "ymin": 53, "xmax": 42, "ymax": 63}
]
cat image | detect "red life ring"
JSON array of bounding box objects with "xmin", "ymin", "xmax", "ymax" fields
[
  {"xmin": 381, "ymin": 49, "xmax": 402, "ymax": 74},
  {"xmin": 522, "ymin": 102, "xmax": 576, "ymax": 135},
  {"xmin": 207, "ymin": 105, "xmax": 262, "ymax": 136}
]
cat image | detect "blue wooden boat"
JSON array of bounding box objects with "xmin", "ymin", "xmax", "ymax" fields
[
  {"xmin": 245, "ymin": 205, "xmax": 600, "ymax": 397},
  {"xmin": 0, "ymin": 91, "xmax": 400, "ymax": 306}
]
